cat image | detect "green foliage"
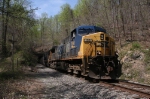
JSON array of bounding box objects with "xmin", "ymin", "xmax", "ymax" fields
[
  {"xmin": 22, "ymin": 51, "xmax": 37, "ymax": 66},
  {"xmin": 0, "ymin": 71, "xmax": 24, "ymax": 81},
  {"xmin": 74, "ymin": 0, "xmax": 87, "ymax": 17},
  {"xmin": 31, "ymin": 25, "xmax": 41, "ymax": 38},
  {"xmin": 131, "ymin": 42, "xmax": 141, "ymax": 50},
  {"xmin": 138, "ymin": 78, "xmax": 145, "ymax": 83},
  {"xmin": 58, "ymin": 3, "xmax": 73, "ymax": 36},
  {"xmin": 143, "ymin": 49, "xmax": 150, "ymax": 64},
  {"xmin": 53, "ymin": 39, "xmax": 59, "ymax": 45},
  {"xmin": 145, "ymin": 65, "xmax": 150, "ymax": 72},
  {"xmin": 127, "ymin": 70, "xmax": 139, "ymax": 79},
  {"xmin": 0, "ymin": 51, "xmax": 25, "ymax": 80},
  {"xmin": 120, "ymin": 69, "xmax": 140, "ymax": 80},
  {"xmin": 59, "ymin": 4, "xmax": 72, "ymax": 23},
  {"xmin": 0, "ymin": 58, "xmax": 11, "ymax": 71},
  {"xmin": 0, "ymin": 51, "xmax": 27, "ymax": 72}
]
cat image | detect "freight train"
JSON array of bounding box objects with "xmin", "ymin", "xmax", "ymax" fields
[{"xmin": 46, "ymin": 25, "xmax": 121, "ymax": 79}]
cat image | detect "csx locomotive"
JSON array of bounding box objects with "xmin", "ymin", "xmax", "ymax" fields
[{"xmin": 47, "ymin": 25, "xmax": 121, "ymax": 79}]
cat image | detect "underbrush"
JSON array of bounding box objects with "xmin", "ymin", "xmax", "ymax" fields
[
  {"xmin": 0, "ymin": 69, "xmax": 25, "ymax": 98},
  {"xmin": 22, "ymin": 50, "xmax": 37, "ymax": 66},
  {"xmin": 0, "ymin": 50, "xmax": 37, "ymax": 80},
  {"xmin": 130, "ymin": 42, "xmax": 141, "ymax": 50},
  {"xmin": 0, "ymin": 50, "xmax": 37, "ymax": 98},
  {"xmin": 118, "ymin": 41, "xmax": 150, "ymax": 84},
  {"xmin": 143, "ymin": 48, "xmax": 150, "ymax": 64},
  {"xmin": 0, "ymin": 71, "xmax": 24, "ymax": 81}
]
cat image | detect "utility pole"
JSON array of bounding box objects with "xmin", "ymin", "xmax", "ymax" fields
[{"xmin": 9, "ymin": 33, "xmax": 17, "ymax": 72}]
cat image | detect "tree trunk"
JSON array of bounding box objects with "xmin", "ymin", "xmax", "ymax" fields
[
  {"xmin": 1, "ymin": 0, "xmax": 10, "ymax": 58},
  {"xmin": 2, "ymin": 0, "xmax": 6, "ymax": 57}
]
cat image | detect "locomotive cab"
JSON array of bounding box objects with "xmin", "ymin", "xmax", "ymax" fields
[{"xmin": 71, "ymin": 29, "xmax": 76, "ymax": 49}]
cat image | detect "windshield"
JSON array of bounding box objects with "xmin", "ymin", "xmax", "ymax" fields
[{"xmin": 78, "ymin": 28, "xmax": 94, "ymax": 36}]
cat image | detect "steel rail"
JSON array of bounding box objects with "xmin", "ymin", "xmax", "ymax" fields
[
  {"xmin": 100, "ymin": 81, "xmax": 150, "ymax": 98},
  {"xmin": 119, "ymin": 80, "xmax": 150, "ymax": 90}
]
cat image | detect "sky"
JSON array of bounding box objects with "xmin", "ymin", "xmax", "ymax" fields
[{"xmin": 31, "ymin": 0, "xmax": 78, "ymax": 18}]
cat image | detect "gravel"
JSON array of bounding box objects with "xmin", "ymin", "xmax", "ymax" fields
[{"xmin": 28, "ymin": 64, "xmax": 140, "ymax": 99}]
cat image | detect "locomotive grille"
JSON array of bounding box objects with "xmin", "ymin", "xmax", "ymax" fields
[{"xmin": 96, "ymin": 41, "xmax": 109, "ymax": 47}]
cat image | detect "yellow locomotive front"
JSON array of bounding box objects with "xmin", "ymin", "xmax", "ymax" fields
[
  {"xmin": 79, "ymin": 32, "xmax": 115, "ymax": 57},
  {"xmin": 78, "ymin": 28, "xmax": 120, "ymax": 79}
]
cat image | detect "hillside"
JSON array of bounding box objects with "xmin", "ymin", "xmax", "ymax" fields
[{"xmin": 117, "ymin": 41, "xmax": 150, "ymax": 84}]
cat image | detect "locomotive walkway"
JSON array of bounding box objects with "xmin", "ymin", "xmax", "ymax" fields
[{"xmin": 17, "ymin": 64, "xmax": 142, "ymax": 98}]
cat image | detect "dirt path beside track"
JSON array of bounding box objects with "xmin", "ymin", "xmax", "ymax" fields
[{"xmin": 3, "ymin": 64, "xmax": 140, "ymax": 99}]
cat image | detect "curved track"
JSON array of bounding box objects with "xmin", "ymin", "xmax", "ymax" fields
[
  {"xmin": 44, "ymin": 63, "xmax": 150, "ymax": 98},
  {"xmin": 100, "ymin": 79, "xmax": 150, "ymax": 98},
  {"xmin": 61, "ymin": 71, "xmax": 150, "ymax": 98}
]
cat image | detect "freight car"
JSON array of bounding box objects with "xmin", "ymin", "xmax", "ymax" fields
[{"xmin": 47, "ymin": 25, "xmax": 121, "ymax": 79}]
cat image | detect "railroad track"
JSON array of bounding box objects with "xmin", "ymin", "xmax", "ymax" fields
[
  {"xmin": 100, "ymin": 79, "xmax": 150, "ymax": 98},
  {"xmin": 48, "ymin": 68, "xmax": 150, "ymax": 98}
]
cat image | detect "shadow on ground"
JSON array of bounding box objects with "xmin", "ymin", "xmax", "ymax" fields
[
  {"xmin": 25, "ymin": 70, "xmax": 63, "ymax": 79},
  {"xmin": 25, "ymin": 65, "xmax": 64, "ymax": 79}
]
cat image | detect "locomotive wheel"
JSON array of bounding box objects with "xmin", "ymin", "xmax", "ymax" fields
[
  {"xmin": 92, "ymin": 78, "xmax": 99, "ymax": 83},
  {"xmin": 76, "ymin": 71, "xmax": 81, "ymax": 77},
  {"xmin": 84, "ymin": 76, "xmax": 90, "ymax": 80},
  {"xmin": 46, "ymin": 62, "xmax": 49, "ymax": 67},
  {"xmin": 68, "ymin": 69, "xmax": 73, "ymax": 75}
]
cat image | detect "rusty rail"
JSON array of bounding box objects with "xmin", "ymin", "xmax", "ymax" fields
[{"xmin": 100, "ymin": 80, "xmax": 150, "ymax": 98}]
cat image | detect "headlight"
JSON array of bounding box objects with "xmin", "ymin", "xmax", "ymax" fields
[{"xmin": 97, "ymin": 51, "xmax": 101, "ymax": 55}]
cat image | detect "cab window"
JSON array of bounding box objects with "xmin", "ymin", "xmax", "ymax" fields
[{"xmin": 78, "ymin": 28, "xmax": 94, "ymax": 36}]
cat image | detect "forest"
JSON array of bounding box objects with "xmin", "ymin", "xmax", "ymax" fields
[
  {"xmin": 0, "ymin": 1, "xmax": 150, "ymax": 98},
  {"xmin": 0, "ymin": 0, "xmax": 150, "ymax": 68}
]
